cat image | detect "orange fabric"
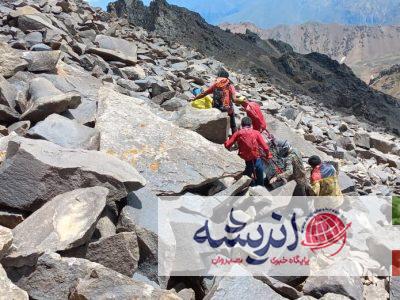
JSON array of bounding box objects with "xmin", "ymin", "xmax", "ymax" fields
[
  {"xmin": 243, "ymin": 101, "xmax": 267, "ymax": 132},
  {"xmin": 203, "ymin": 77, "xmax": 236, "ymax": 108}
]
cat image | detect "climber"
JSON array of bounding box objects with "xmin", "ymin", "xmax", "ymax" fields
[
  {"xmin": 192, "ymin": 69, "xmax": 237, "ymax": 133},
  {"xmin": 308, "ymin": 155, "xmax": 342, "ymax": 196},
  {"xmin": 269, "ymin": 140, "xmax": 307, "ymax": 196},
  {"xmin": 191, "ymin": 88, "xmax": 213, "ymax": 109},
  {"xmin": 224, "ymin": 117, "xmax": 271, "ymax": 186},
  {"xmin": 234, "ymin": 96, "xmax": 267, "ymax": 132}
]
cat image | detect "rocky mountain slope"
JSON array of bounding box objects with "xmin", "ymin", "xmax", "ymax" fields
[
  {"xmin": 142, "ymin": 0, "xmax": 400, "ymax": 29},
  {"xmin": 370, "ymin": 64, "xmax": 400, "ymax": 99},
  {"xmin": 0, "ymin": 0, "xmax": 399, "ymax": 299},
  {"xmin": 220, "ymin": 22, "xmax": 400, "ymax": 83},
  {"xmin": 109, "ymin": 0, "xmax": 400, "ymax": 135}
]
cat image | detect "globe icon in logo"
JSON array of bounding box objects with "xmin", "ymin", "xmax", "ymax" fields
[{"xmin": 301, "ymin": 212, "xmax": 352, "ymax": 257}]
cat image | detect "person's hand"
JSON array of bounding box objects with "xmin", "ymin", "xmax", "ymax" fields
[{"xmin": 270, "ymin": 176, "xmax": 278, "ymax": 184}]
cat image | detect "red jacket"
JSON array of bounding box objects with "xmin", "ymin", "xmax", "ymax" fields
[
  {"xmin": 203, "ymin": 78, "xmax": 236, "ymax": 108},
  {"xmin": 224, "ymin": 127, "xmax": 270, "ymax": 161},
  {"xmin": 243, "ymin": 101, "xmax": 267, "ymax": 132}
]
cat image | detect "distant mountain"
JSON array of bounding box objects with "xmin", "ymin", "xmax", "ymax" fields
[
  {"xmin": 109, "ymin": 0, "xmax": 400, "ymax": 134},
  {"xmin": 220, "ymin": 22, "xmax": 400, "ymax": 82},
  {"xmin": 135, "ymin": 0, "xmax": 400, "ymax": 28},
  {"xmin": 370, "ymin": 65, "xmax": 400, "ymax": 99}
]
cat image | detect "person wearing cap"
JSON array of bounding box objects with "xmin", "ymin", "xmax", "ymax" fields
[
  {"xmin": 193, "ymin": 69, "xmax": 237, "ymax": 133},
  {"xmin": 235, "ymin": 96, "xmax": 267, "ymax": 132},
  {"xmin": 308, "ymin": 155, "xmax": 342, "ymax": 196}
]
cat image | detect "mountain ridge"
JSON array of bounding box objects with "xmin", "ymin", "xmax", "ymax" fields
[
  {"xmin": 109, "ymin": 0, "xmax": 400, "ymax": 134},
  {"xmin": 220, "ymin": 21, "xmax": 400, "ymax": 83}
]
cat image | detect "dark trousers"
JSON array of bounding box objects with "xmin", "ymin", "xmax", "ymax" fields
[
  {"xmin": 229, "ymin": 113, "xmax": 237, "ymax": 133},
  {"xmin": 244, "ymin": 158, "xmax": 264, "ymax": 186}
]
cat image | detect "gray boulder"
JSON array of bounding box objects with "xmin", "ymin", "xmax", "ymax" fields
[
  {"xmin": 0, "ymin": 137, "xmax": 145, "ymax": 211},
  {"xmin": 22, "ymin": 50, "xmax": 61, "ymax": 72},
  {"xmin": 85, "ymin": 232, "xmax": 139, "ymax": 277},
  {"xmin": 87, "ymin": 47, "xmax": 137, "ymax": 65},
  {"xmin": 0, "ymin": 225, "xmax": 12, "ymax": 259},
  {"xmin": 0, "ymin": 264, "xmax": 28, "ymax": 300},
  {"xmin": 0, "ymin": 42, "xmax": 27, "ymax": 78},
  {"xmin": 174, "ymin": 106, "xmax": 229, "ymax": 144},
  {"xmin": 27, "ymin": 114, "xmax": 100, "ymax": 150},
  {"xmin": 0, "ymin": 208, "xmax": 25, "ymax": 229},
  {"xmin": 95, "ymin": 35, "xmax": 137, "ymax": 61},
  {"xmin": 207, "ymin": 276, "xmax": 286, "ymax": 299},
  {"xmin": 117, "ymin": 187, "xmax": 159, "ymax": 281},
  {"xmin": 120, "ymin": 66, "xmax": 146, "ymax": 80},
  {"xmin": 391, "ymin": 277, "xmax": 400, "ymax": 300},
  {"xmin": 161, "ymin": 97, "xmax": 188, "ymax": 111},
  {"xmin": 303, "ymin": 276, "xmax": 363, "ymax": 300},
  {"xmin": 96, "ymin": 87, "xmax": 242, "ymax": 195},
  {"xmin": 369, "ymin": 132, "xmax": 396, "ymax": 154},
  {"xmin": 268, "ymin": 115, "xmax": 330, "ymax": 160},
  {"xmin": 3, "ymin": 187, "xmax": 108, "ymax": 267},
  {"xmin": 0, "ymin": 104, "xmax": 20, "ymax": 125},
  {"xmin": 353, "ymin": 132, "xmax": 370, "ymax": 149},
  {"xmin": 0, "ymin": 75, "xmax": 17, "ymax": 109},
  {"xmin": 10, "ymin": 252, "xmax": 178, "ymax": 300},
  {"xmin": 21, "ymin": 91, "xmax": 81, "ymax": 122},
  {"xmin": 28, "ymin": 77, "xmax": 62, "ymax": 101},
  {"xmin": 7, "ymin": 121, "xmax": 30, "ymax": 136}
]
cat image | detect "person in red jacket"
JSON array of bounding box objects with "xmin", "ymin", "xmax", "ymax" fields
[
  {"xmin": 193, "ymin": 69, "xmax": 237, "ymax": 133},
  {"xmin": 235, "ymin": 96, "xmax": 267, "ymax": 132},
  {"xmin": 224, "ymin": 117, "xmax": 271, "ymax": 186}
]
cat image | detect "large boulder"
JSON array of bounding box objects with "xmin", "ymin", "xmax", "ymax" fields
[
  {"xmin": 0, "ymin": 137, "xmax": 145, "ymax": 211},
  {"xmin": 0, "ymin": 225, "xmax": 12, "ymax": 259},
  {"xmin": 27, "ymin": 114, "xmax": 100, "ymax": 150},
  {"xmin": 0, "ymin": 264, "xmax": 28, "ymax": 300},
  {"xmin": 0, "ymin": 104, "xmax": 20, "ymax": 125},
  {"xmin": 0, "ymin": 42, "xmax": 27, "ymax": 78},
  {"xmin": 391, "ymin": 277, "xmax": 400, "ymax": 300},
  {"xmin": 96, "ymin": 87, "xmax": 242, "ymax": 195},
  {"xmin": 268, "ymin": 115, "xmax": 330, "ymax": 160},
  {"xmin": 87, "ymin": 47, "xmax": 137, "ymax": 65},
  {"xmin": 206, "ymin": 276, "xmax": 286, "ymax": 299},
  {"xmin": 21, "ymin": 91, "xmax": 81, "ymax": 122},
  {"xmin": 302, "ymin": 276, "xmax": 363, "ymax": 300},
  {"xmin": 10, "ymin": 252, "xmax": 179, "ymax": 300},
  {"xmin": 0, "ymin": 75, "xmax": 17, "ymax": 109},
  {"xmin": 174, "ymin": 105, "xmax": 229, "ymax": 144},
  {"xmin": 21, "ymin": 51, "xmax": 61, "ymax": 73},
  {"xmin": 2, "ymin": 187, "xmax": 108, "ymax": 267},
  {"xmin": 95, "ymin": 35, "xmax": 138, "ymax": 61},
  {"xmin": 85, "ymin": 232, "xmax": 139, "ymax": 277}
]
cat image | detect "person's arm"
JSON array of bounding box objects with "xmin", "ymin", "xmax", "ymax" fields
[
  {"xmin": 193, "ymin": 84, "xmax": 214, "ymax": 100},
  {"xmin": 224, "ymin": 131, "xmax": 239, "ymax": 149},
  {"xmin": 310, "ymin": 181, "xmax": 320, "ymax": 196},
  {"xmin": 256, "ymin": 132, "xmax": 270, "ymax": 157},
  {"xmin": 229, "ymin": 84, "xmax": 237, "ymax": 102},
  {"xmin": 278, "ymin": 157, "xmax": 294, "ymax": 180}
]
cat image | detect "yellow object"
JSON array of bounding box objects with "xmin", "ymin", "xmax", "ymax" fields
[
  {"xmin": 310, "ymin": 175, "xmax": 342, "ymax": 197},
  {"xmin": 191, "ymin": 95, "xmax": 213, "ymax": 109},
  {"xmin": 236, "ymin": 96, "xmax": 246, "ymax": 104}
]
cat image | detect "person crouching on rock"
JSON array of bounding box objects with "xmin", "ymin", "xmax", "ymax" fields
[
  {"xmin": 192, "ymin": 69, "xmax": 237, "ymax": 133},
  {"xmin": 308, "ymin": 155, "xmax": 342, "ymax": 196},
  {"xmin": 224, "ymin": 117, "xmax": 272, "ymax": 186}
]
